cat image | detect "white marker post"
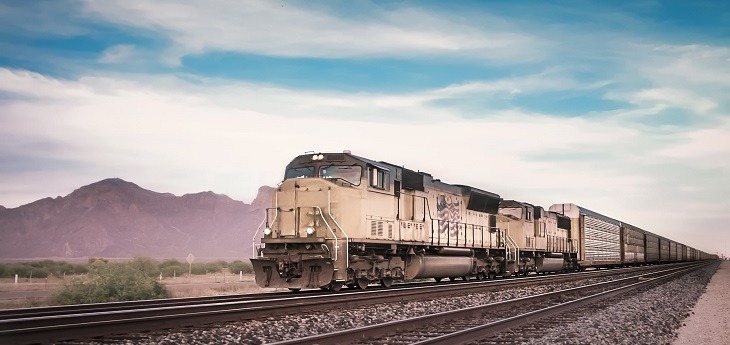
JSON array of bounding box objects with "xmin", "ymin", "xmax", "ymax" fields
[
  {"xmin": 14, "ymin": 274, "xmax": 18, "ymax": 286},
  {"xmin": 239, "ymin": 271, "xmax": 243, "ymax": 282}
]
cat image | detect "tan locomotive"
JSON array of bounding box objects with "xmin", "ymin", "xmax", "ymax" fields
[{"xmin": 250, "ymin": 152, "xmax": 714, "ymax": 291}]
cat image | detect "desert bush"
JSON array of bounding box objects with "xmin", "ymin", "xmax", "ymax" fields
[
  {"xmin": 227, "ymin": 260, "xmax": 254, "ymax": 274},
  {"xmin": 88, "ymin": 257, "xmax": 109, "ymax": 264},
  {"xmin": 0, "ymin": 260, "xmax": 89, "ymax": 279},
  {"xmin": 54, "ymin": 261, "xmax": 167, "ymax": 305},
  {"xmin": 130, "ymin": 256, "xmax": 160, "ymax": 277}
]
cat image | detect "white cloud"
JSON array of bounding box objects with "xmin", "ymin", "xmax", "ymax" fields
[
  {"xmin": 623, "ymin": 87, "xmax": 717, "ymax": 113},
  {"xmin": 98, "ymin": 44, "xmax": 137, "ymax": 64},
  {"xmin": 648, "ymin": 45, "xmax": 730, "ymax": 87},
  {"xmin": 79, "ymin": 0, "xmax": 541, "ymax": 63},
  {"xmin": 656, "ymin": 118, "xmax": 730, "ymax": 167}
]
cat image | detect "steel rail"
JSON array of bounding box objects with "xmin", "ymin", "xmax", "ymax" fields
[
  {"xmin": 266, "ymin": 262, "xmax": 707, "ymax": 345},
  {"xmin": 0, "ymin": 262, "xmax": 700, "ymax": 344},
  {"xmin": 412, "ymin": 262, "xmax": 707, "ymax": 345}
]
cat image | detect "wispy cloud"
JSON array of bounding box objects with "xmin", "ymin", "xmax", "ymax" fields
[
  {"xmin": 80, "ymin": 0, "xmax": 541, "ymax": 63},
  {"xmin": 98, "ymin": 44, "xmax": 138, "ymax": 64}
]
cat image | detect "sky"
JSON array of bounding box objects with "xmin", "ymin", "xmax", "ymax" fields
[{"xmin": 0, "ymin": 0, "xmax": 728, "ymax": 257}]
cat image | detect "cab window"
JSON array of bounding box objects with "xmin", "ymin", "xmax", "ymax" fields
[
  {"xmin": 369, "ymin": 167, "xmax": 389, "ymax": 190},
  {"xmin": 285, "ymin": 166, "xmax": 315, "ymax": 179},
  {"xmin": 319, "ymin": 165, "xmax": 362, "ymax": 185}
]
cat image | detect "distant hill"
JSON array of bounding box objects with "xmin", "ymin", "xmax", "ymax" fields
[{"xmin": 0, "ymin": 178, "xmax": 273, "ymax": 260}]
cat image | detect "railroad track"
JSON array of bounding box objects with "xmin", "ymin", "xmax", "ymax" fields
[
  {"xmin": 268, "ymin": 262, "xmax": 708, "ymax": 345},
  {"xmin": 0, "ymin": 262, "xmax": 698, "ymax": 344},
  {"xmin": 0, "ymin": 262, "xmax": 686, "ymax": 321}
]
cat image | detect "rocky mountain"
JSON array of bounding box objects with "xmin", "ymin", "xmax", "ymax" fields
[{"xmin": 0, "ymin": 179, "xmax": 274, "ymax": 259}]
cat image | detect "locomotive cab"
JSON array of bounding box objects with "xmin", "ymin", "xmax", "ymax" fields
[{"xmin": 250, "ymin": 153, "xmax": 368, "ymax": 291}]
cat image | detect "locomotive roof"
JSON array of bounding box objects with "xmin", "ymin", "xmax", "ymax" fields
[
  {"xmin": 499, "ymin": 199, "xmax": 534, "ymax": 209},
  {"xmin": 289, "ymin": 152, "xmax": 501, "ymax": 199}
]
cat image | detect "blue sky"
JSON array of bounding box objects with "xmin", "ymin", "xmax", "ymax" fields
[{"xmin": 1, "ymin": 0, "xmax": 729, "ymax": 256}]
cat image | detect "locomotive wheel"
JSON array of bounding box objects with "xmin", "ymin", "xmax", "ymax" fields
[
  {"xmin": 488, "ymin": 272, "xmax": 496, "ymax": 280},
  {"xmin": 356, "ymin": 277, "xmax": 370, "ymax": 289},
  {"xmin": 380, "ymin": 277, "xmax": 393, "ymax": 288},
  {"xmin": 329, "ymin": 282, "xmax": 344, "ymax": 292}
]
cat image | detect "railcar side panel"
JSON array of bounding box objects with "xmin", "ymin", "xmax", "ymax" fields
[
  {"xmin": 622, "ymin": 225, "xmax": 645, "ymax": 263},
  {"xmin": 645, "ymin": 233, "xmax": 660, "ymax": 262},
  {"xmin": 660, "ymin": 238, "xmax": 670, "ymax": 261}
]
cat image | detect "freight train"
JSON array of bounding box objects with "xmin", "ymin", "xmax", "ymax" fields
[{"xmin": 250, "ymin": 152, "xmax": 717, "ymax": 291}]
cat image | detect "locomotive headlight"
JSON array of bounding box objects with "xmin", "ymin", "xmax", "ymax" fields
[
  {"xmin": 317, "ymin": 154, "xmax": 324, "ymax": 160},
  {"xmin": 312, "ymin": 154, "xmax": 319, "ymax": 160},
  {"xmin": 263, "ymin": 227, "xmax": 272, "ymax": 236},
  {"xmin": 306, "ymin": 226, "xmax": 315, "ymax": 235}
]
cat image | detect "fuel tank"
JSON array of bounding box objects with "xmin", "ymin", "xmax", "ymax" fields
[
  {"xmin": 536, "ymin": 257, "xmax": 564, "ymax": 272},
  {"xmin": 405, "ymin": 255, "xmax": 473, "ymax": 279}
]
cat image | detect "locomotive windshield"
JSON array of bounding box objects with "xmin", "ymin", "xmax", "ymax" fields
[
  {"xmin": 319, "ymin": 165, "xmax": 362, "ymax": 185},
  {"xmin": 285, "ymin": 166, "xmax": 315, "ymax": 179}
]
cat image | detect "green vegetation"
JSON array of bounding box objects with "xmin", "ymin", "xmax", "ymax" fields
[
  {"xmin": 0, "ymin": 260, "xmax": 88, "ymax": 279},
  {"xmin": 228, "ymin": 260, "xmax": 255, "ymax": 274},
  {"xmin": 0, "ymin": 257, "xmax": 254, "ymax": 280},
  {"xmin": 54, "ymin": 261, "xmax": 168, "ymax": 304}
]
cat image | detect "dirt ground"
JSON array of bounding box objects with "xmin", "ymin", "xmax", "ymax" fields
[
  {"xmin": 673, "ymin": 260, "xmax": 730, "ymax": 344},
  {"xmin": 0, "ymin": 273, "xmax": 269, "ymax": 309}
]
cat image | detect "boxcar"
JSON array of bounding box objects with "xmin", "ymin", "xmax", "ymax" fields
[
  {"xmin": 660, "ymin": 238, "xmax": 670, "ymax": 262},
  {"xmin": 621, "ymin": 223, "xmax": 645, "ymax": 264},
  {"xmin": 645, "ymin": 233, "xmax": 660, "ymax": 263}
]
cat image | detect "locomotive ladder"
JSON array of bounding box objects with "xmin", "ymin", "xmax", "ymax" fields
[{"xmin": 504, "ymin": 229, "xmax": 520, "ymax": 266}]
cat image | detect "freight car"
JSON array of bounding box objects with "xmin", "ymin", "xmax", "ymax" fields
[{"xmin": 250, "ymin": 152, "xmax": 714, "ymax": 291}]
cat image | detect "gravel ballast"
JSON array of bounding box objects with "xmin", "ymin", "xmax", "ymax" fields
[{"xmin": 516, "ymin": 261, "xmax": 719, "ymax": 345}]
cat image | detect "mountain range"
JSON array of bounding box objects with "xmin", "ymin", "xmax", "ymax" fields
[{"xmin": 0, "ymin": 178, "xmax": 273, "ymax": 260}]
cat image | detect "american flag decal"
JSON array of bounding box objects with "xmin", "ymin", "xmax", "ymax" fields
[{"xmin": 437, "ymin": 195, "xmax": 460, "ymax": 236}]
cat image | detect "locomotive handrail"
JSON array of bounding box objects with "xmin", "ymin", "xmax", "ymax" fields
[
  {"xmin": 251, "ymin": 193, "xmax": 279, "ymax": 258},
  {"xmin": 311, "ymin": 206, "xmax": 339, "ymax": 264},
  {"xmin": 328, "ymin": 188, "xmax": 349, "ymax": 270},
  {"xmin": 431, "ymin": 220, "xmax": 501, "ymax": 249},
  {"xmin": 504, "ymin": 227, "xmax": 520, "ymax": 265},
  {"xmin": 251, "ymin": 217, "xmax": 267, "ymax": 258}
]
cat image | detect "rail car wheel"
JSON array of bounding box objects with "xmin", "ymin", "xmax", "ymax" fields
[
  {"xmin": 449, "ymin": 277, "xmax": 457, "ymax": 282},
  {"xmin": 462, "ymin": 276, "xmax": 469, "ymax": 281},
  {"xmin": 380, "ymin": 277, "xmax": 393, "ymax": 288},
  {"xmin": 434, "ymin": 277, "xmax": 442, "ymax": 283},
  {"xmin": 356, "ymin": 277, "xmax": 370, "ymax": 289},
  {"xmin": 328, "ymin": 282, "xmax": 344, "ymax": 292},
  {"xmin": 488, "ymin": 272, "xmax": 496, "ymax": 280}
]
